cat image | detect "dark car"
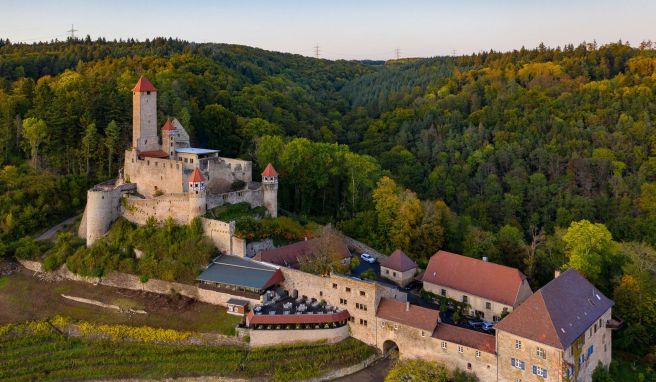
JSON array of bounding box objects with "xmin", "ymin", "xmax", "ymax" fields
[{"xmin": 468, "ymin": 319, "xmax": 483, "ymax": 328}]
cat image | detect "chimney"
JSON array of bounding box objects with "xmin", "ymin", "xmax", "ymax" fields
[
  {"xmin": 482, "ymin": 256, "xmax": 488, "ymax": 262},
  {"xmin": 406, "ymin": 301, "xmax": 410, "ymax": 312},
  {"xmin": 554, "ymin": 270, "xmax": 561, "ymax": 278}
]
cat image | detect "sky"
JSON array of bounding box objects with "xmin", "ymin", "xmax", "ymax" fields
[{"xmin": 1, "ymin": 0, "xmax": 655, "ymax": 60}]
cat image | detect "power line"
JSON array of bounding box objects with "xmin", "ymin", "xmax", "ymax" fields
[
  {"xmin": 395, "ymin": 48, "xmax": 401, "ymax": 60},
  {"xmin": 67, "ymin": 24, "xmax": 78, "ymax": 40},
  {"xmin": 313, "ymin": 44, "xmax": 320, "ymax": 59}
]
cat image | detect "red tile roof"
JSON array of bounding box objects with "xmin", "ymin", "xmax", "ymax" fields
[
  {"xmin": 433, "ymin": 323, "xmax": 496, "ymax": 354},
  {"xmin": 380, "ymin": 249, "xmax": 417, "ymax": 272},
  {"xmin": 246, "ymin": 309, "xmax": 350, "ymax": 326},
  {"xmin": 138, "ymin": 150, "xmax": 169, "ymax": 159},
  {"xmin": 162, "ymin": 119, "xmax": 175, "ymax": 131},
  {"xmin": 188, "ymin": 168, "xmax": 206, "ymax": 183},
  {"xmin": 132, "ymin": 76, "xmax": 157, "ymax": 92},
  {"xmin": 254, "ymin": 238, "xmax": 351, "ymax": 269},
  {"xmin": 495, "ymin": 269, "xmax": 613, "ymax": 349},
  {"xmin": 261, "ymin": 163, "xmax": 278, "ymax": 177},
  {"xmin": 422, "ymin": 250, "xmax": 528, "ymax": 306},
  {"xmin": 376, "ymin": 298, "xmax": 440, "ymax": 333}
]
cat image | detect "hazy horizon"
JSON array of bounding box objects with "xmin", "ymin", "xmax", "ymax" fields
[{"xmin": 2, "ymin": 0, "xmax": 656, "ymax": 60}]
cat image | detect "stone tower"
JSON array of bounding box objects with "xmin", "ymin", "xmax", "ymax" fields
[
  {"xmin": 188, "ymin": 168, "xmax": 207, "ymax": 222},
  {"xmin": 132, "ymin": 76, "xmax": 159, "ymax": 152},
  {"xmin": 261, "ymin": 163, "xmax": 278, "ymax": 218},
  {"xmin": 85, "ymin": 187, "xmax": 121, "ymax": 246},
  {"xmin": 161, "ymin": 119, "xmax": 177, "ymax": 159}
]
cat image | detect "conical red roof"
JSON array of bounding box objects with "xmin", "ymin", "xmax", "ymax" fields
[
  {"xmin": 188, "ymin": 168, "xmax": 206, "ymax": 183},
  {"xmin": 133, "ymin": 76, "xmax": 157, "ymax": 92},
  {"xmin": 261, "ymin": 163, "xmax": 278, "ymax": 177},
  {"xmin": 162, "ymin": 119, "xmax": 175, "ymax": 131}
]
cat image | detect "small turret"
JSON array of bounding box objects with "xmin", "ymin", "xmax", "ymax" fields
[
  {"xmin": 188, "ymin": 168, "xmax": 207, "ymax": 222},
  {"xmin": 161, "ymin": 119, "xmax": 177, "ymax": 159},
  {"xmin": 261, "ymin": 163, "xmax": 278, "ymax": 218}
]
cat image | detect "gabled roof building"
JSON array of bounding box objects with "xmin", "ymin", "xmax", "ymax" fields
[
  {"xmin": 495, "ymin": 269, "xmax": 614, "ymax": 382},
  {"xmin": 380, "ymin": 249, "xmax": 418, "ymax": 287},
  {"xmin": 422, "ymin": 250, "xmax": 533, "ymax": 322}
]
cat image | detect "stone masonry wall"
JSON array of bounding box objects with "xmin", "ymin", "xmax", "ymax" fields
[
  {"xmin": 206, "ymin": 189, "xmax": 263, "ymax": 211},
  {"xmin": 123, "ymin": 150, "xmax": 185, "ymax": 197},
  {"xmin": 247, "ymin": 325, "xmax": 349, "ymax": 347},
  {"xmin": 122, "ymin": 194, "xmax": 191, "ymax": 226},
  {"xmin": 200, "ymin": 218, "xmax": 236, "ymax": 255},
  {"xmin": 376, "ymin": 320, "xmax": 497, "ymax": 382},
  {"xmin": 18, "ymin": 260, "xmax": 260, "ymax": 308},
  {"xmin": 279, "ymin": 267, "xmax": 406, "ymax": 346}
]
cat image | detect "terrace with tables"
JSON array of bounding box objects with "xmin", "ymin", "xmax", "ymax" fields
[{"xmin": 245, "ymin": 289, "xmax": 350, "ymax": 330}]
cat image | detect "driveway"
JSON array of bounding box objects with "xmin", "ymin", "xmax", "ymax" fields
[
  {"xmin": 351, "ymin": 260, "xmax": 380, "ymax": 279},
  {"xmin": 36, "ymin": 215, "xmax": 80, "ymax": 241}
]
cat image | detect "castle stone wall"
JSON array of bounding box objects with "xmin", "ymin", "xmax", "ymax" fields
[
  {"xmin": 200, "ymin": 218, "xmax": 236, "ymax": 255},
  {"xmin": 123, "ymin": 150, "xmax": 185, "ymax": 197},
  {"xmin": 213, "ymin": 157, "xmax": 253, "ymax": 183},
  {"xmin": 122, "ymin": 194, "xmax": 190, "ymax": 225},
  {"xmin": 85, "ymin": 187, "xmax": 123, "ymax": 245},
  {"xmin": 206, "ymin": 189, "xmax": 263, "ymax": 210}
]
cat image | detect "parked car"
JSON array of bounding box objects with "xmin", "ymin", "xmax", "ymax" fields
[
  {"xmin": 360, "ymin": 253, "xmax": 376, "ymax": 264},
  {"xmin": 468, "ymin": 319, "xmax": 484, "ymax": 328},
  {"xmin": 481, "ymin": 321, "xmax": 495, "ymax": 331}
]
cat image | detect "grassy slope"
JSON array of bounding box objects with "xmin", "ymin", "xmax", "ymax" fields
[
  {"xmin": 0, "ymin": 333, "xmax": 374, "ymax": 382},
  {"xmin": 0, "ymin": 270, "xmax": 240, "ymax": 335}
]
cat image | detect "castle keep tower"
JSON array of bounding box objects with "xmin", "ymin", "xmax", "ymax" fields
[
  {"xmin": 132, "ymin": 76, "xmax": 159, "ymax": 152},
  {"xmin": 188, "ymin": 168, "xmax": 207, "ymax": 222},
  {"xmin": 261, "ymin": 163, "xmax": 278, "ymax": 218}
]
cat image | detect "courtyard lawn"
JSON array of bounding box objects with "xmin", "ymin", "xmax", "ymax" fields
[
  {"xmin": 0, "ymin": 330, "xmax": 375, "ymax": 382},
  {"xmin": 0, "ymin": 268, "xmax": 240, "ymax": 335}
]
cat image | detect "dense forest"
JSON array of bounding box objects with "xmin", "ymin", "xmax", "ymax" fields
[{"xmin": 2, "ymin": 37, "xmax": 656, "ymax": 370}]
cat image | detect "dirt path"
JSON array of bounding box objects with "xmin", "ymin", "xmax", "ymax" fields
[{"xmin": 36, "ymin": 214, "xmax": 80, "ymax": 241}]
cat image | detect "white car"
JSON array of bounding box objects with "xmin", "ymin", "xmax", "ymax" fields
[{"xmin": 360, "ymin": 253, "xmax": 376, "ymax": 264}]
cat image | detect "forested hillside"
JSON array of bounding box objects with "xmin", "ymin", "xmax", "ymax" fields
[{"xmin": 2, "ymin": 38, "xmax": 656, "ymax": 365}]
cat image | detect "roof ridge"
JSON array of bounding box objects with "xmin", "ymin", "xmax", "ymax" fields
[{"xmin": 538, "ymin": 290, "xmax": 564, "ymax": 349}]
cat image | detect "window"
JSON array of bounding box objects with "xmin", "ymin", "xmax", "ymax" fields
[
  {"xmin": 599, "ymin": 318, "xmax": 603, "ymax": 328},
  {"xmin": 355, "ymin": 303, "xmax": 367, "ymax": 311},
  {"xmin": 467, "ymin": 362, "xmax": 472, "ymax": 370},
  {"xmin": 421, "ymin": 330, "xmax": 425, "ymax": 337},
  {"xmin": 345, "ymin": 287, "xmax": 351, "ymax": 293},
  {"xmin": 457, "ymin": 345, "xmax": 464, "ymax": 353},
  {"xmin": 532, "ymin": 365, "xmax": 548, "ymax": 378},
  {"xmin": 190, "ymin": 159, "xmax": 193, "ymax": 164},
  {"xmin": 360, "ymin": 291, "xmax": 366, "ymax": 296},
  {"xmin": 589, "ymin": 328, "xmax": 593, "ymax": 338},
  {"xmin": 392, "ymin": 272, "xmax": 397, "ymax": 277},
  {"xmin": 348, "ymin": 316, "xmax": 354, "ymax": 322},
  {"xmin": 462, "ymin": 295, "xmax": 468, "ymax": 303},
  {"xmin": 319, "ymin": 291, "xmax": 323, "ymax": 297},
  {"xmin": 594, "ymin": 323, "xmax": 598, "ymax": 333},
  {"xmin": 511, "ymin": 358, "xmax": 525, "ymax": 371},
  {"xmin": 515, "ymin": 340, "xmax": 522, "ymax": 350},
  {"xmin": 485, "ymin": 301, "xmax": 492, "ymax": 309},
  {"xmin": 359, "ymin": 319, "xmax": 367, "ymax": 326},
  {"xmin": 515, "ymin": 379, "xmax": 522, "ymax": 382},
  {"xmin": 393, "ymin": 324, "xmax": 398, "ymax": 330},
  {"xmin": 441, "ymin": 341, "xmax": 447, "ymax": 350},
  {"xmin": 385, "ymin": 269, "xmax": 389, "ymax": 275},
  {"xmin": 441, "ymin": 289, "xmax": 447, "ymax": 297},
  {"xmin": 587, "ymin": 345, "xmax": 594, "ymax": 357},
  {"xmin": 332, "ymin": 283, "xmax": 337, "ymax": 289},
  {"xmin": 339, "ymin": 298, "xmax": 347, "ymax": 305},
  {"xmin": 536, "ymin": 347, "xmax": 546, "ymax": 359},
  {"xmin": 475, "ymin": 350, "xmax": 481, "ymax": 358}
]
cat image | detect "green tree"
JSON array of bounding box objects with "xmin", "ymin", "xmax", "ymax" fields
[
  {"xmin": 495, "ymin": 225, "xmax": 526, "ymax": 269},
  {"xmin": 81, "ymin": 122, "xmax": 98, "ymax": 176},
  {"xmin": 21, "ymin": 117, "xmax": 47, "ymax": 169},
  {"xmin": 562, "ymin": 220, "xmax": 615, "ymax": 283},
  {"xmin": 104, "ymin": 120, "xmax": 120, "ymax": 177},
  {"xmin": 591, "ymin": 362, "xmax": 613, "ymax": 382}
]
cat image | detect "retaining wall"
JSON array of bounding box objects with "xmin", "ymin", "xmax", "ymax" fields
[
  {"xmin": 246, "ymin": 325, "xmax": 349, "ymax": 347},
  {"xmin": 18, "ymin": 260, "xmax": 260, "ymax": 308}
]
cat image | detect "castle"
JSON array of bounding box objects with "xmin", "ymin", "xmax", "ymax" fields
[{"xmin": 78, "ymin": 76, "xmax": 278, "ymax": 248}]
